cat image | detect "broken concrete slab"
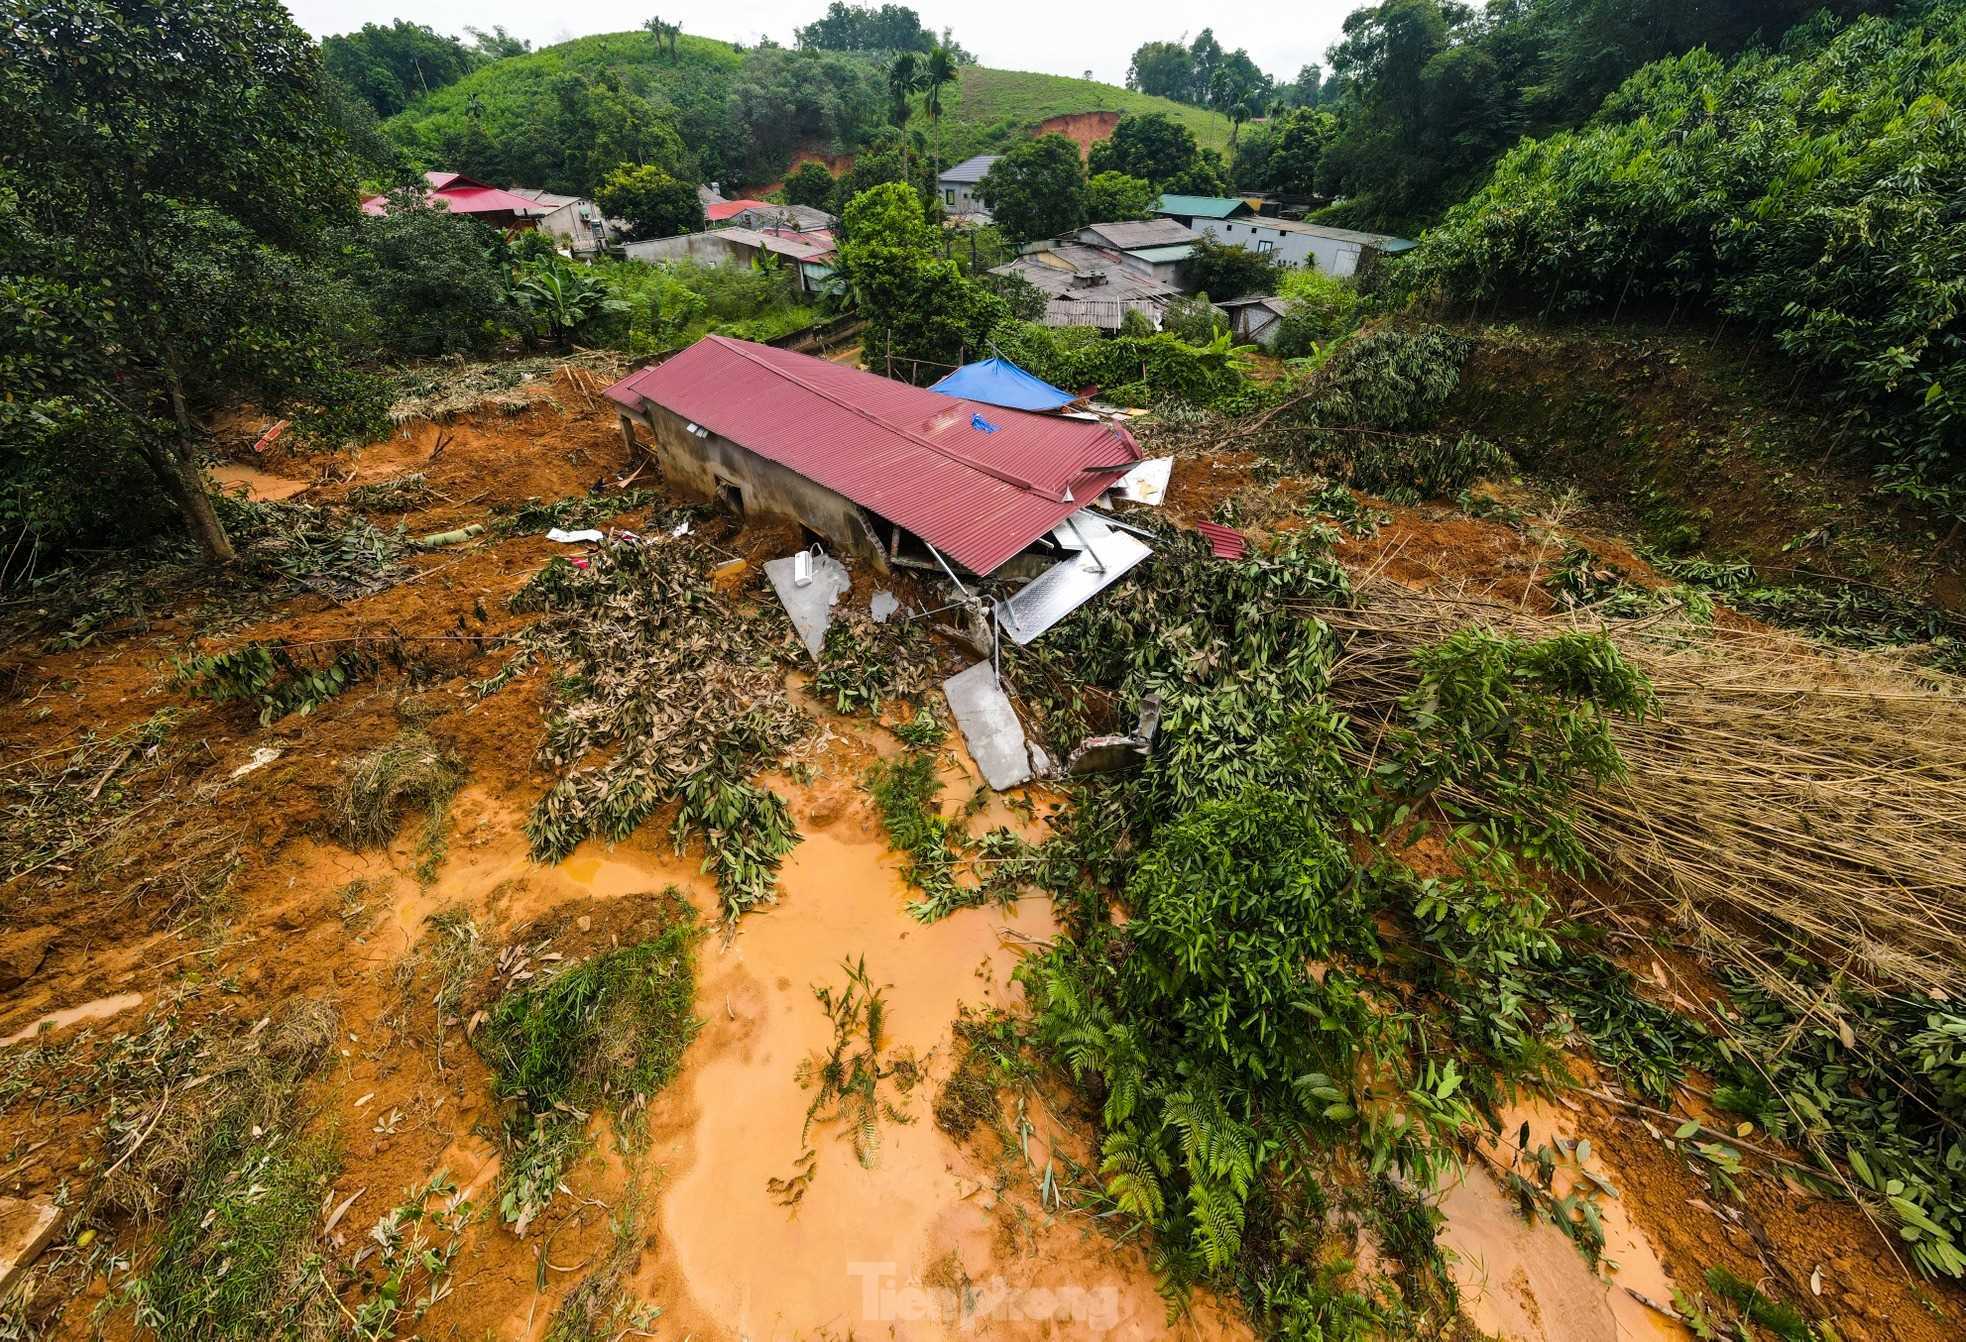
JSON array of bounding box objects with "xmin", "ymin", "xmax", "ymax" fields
[
  {"xmin": 0, "ymin": 1197, "xmax": 58, "ymax": 1294},
  {"xmin": 1066, "ymin": 693, "xmax": 1164, "ymax": 776},
  {"xmin": 763, "ymin": 551, "xmax": 851, "ymax": 658},
  {"xmin": 870, "ymin": 590, "xmax": 899, "ymax": 623},
  {"xmin": 942, "ymin": 661, "xmax": 1036, "ymax": 790}
]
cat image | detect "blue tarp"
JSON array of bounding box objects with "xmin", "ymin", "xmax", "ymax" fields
[{"xmin": 928, "ymin": 357, "xmax": 1076, "ymax": 413}]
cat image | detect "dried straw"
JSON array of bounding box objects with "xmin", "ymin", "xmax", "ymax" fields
[{"xmin": 1311, "ymin": 578, "xmax": 1966, "ymax": 998}]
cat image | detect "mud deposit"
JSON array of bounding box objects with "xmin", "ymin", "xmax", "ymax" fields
[{"xmin": 1, "ymin": 381, "xmax": 1956, "ymax": 1341}]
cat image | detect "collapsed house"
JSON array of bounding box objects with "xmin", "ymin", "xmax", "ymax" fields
[
  {"xmin": 990, "ymin": 242, "xmax": 1182, "ymax": 330},
  {"xmin": 507, "ymin": 187, "xmax": 612, "ymax": 254},
  {"xmin": 604, "ymin": 336, "xmax": 1175, "ymax": 786},
  {"xmin": 606, "ymin": 335, "xmax": 1134, "ymax": 572}
]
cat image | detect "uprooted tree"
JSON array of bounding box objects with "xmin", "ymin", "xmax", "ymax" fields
[{"xmin": 0, "ymin": 0, "xmax": 390, "ymax": 562}]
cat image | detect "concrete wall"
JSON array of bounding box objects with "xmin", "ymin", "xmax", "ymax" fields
[
  {"xmin": 618, "ymin": 232, "xmax": 742, "ymax": 265},
  {"xmin": 529, "ymin": 200, "xmax": 608, "ymax": 253},
  {"xmin": 940, "ymin": 180, "xmax": 989, "ymax": 219},
  {"xmin": 620, "ymin": 400, "xmax": 889, "ymax": 567},
  {"xmin": 1194, "ymin": 218, "xmax": 1369, "ymax": 276}
]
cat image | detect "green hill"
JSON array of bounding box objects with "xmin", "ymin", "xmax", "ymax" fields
[{"xmin": 380, "ymin": 30, "xmax": 1225, "ymax": 194}]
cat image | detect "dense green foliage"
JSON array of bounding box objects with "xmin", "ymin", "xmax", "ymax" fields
[
  {"xmin": 1405, "ymin": 6, "xmax": 1966, "ymax": 517},
  {"xmin": 1087, "ymin": 112, "xmax": 1229, "ymax": 193},
  {"xmin": 836, "ymin": 183, "xmax": 1007, "ymax": 375},
  {"xmin": 382, "ymin": 33, "xmax": 882, "ymax": 190},
  {"xmin": 595, "ymin": 162, "xmax": 704, "ymax": 240},
  {"xmin": 1230, "ymin": 106, "xmax": 1339, "ymax": 195},
  {"xmin": 795, "ymin": 2, "xmax": 969, "ymax": 60},
  {"xmin": 1312, "ymin": 0, "xmax": 1883, "ymax": 231},
  {"xmin": 1124, "ymin": 28, "xmax": 1274, "ymax": 119},
  {"xmin": 989, "ymin": 321, "xmax": 1249, "ymax": 407},
  {"xmin": 1084, "ymin": 171, "xmax": 1158, "ymax": 223},
  {"xmin": 1, "ymin": 0, "xmax": 392, "ymax": 561},
  {"xmin": 477, "ymin": 919, "xmax": 701, "ymax": 1228},
  {"xmin": 975, "ymin": 134, "xmax": 1087, "ymax": 243},
  {"xmin": 1185, "ymin": 237, "xmax": 1285, "ymax": 302},
  {"xmin": 321, "ymin": 18, "xmax": 480, "ymax": 117},
  {"xmin": 782, "ymin": 160, "xmax": 838, "ymax": 206}
]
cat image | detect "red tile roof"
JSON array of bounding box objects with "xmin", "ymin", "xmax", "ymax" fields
[
  {"xmin": 360, "ymin": 170, "xmax": 541, "ymax": 219},
  {"xmin": 604, "ymin": 336, "xmax": 1143, "ymax": 575}
]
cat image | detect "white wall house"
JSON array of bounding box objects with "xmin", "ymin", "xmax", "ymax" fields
[
  {"xmin": 509, "ymin": 189, "xmax": 610, "ymax": 254},
  {"xmin": 1193, "ymin": 216, "xmax": 1415, "ymax": 278},
  {"xmin": 938, "ymin": 154, "xmax": 1001, "ymax": 219}
]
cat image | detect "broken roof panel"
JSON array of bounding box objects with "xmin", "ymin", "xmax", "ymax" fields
[
  {"xmin": 928, "ymin": 358, "xmax": 1076, "ymax": 413},
  {"xmin": 603, "ymin": 336, "xmax": 1143, "ymax": 576}
]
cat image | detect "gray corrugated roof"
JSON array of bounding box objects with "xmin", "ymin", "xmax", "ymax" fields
[
  {"xmin": 1080, "ymin": 219, "xmax": 1200, "ymax": 251},
  {"xmin": 1233, "ymin": 217, "xmax": 1416, "ymax": 249},
  {"xmin": 991, "ymin": 244, "xmax": 1181, "ymax": 304},
  {"xmin": 940, "ymin": 154, "xmax": 1002, "ymax": 184}
]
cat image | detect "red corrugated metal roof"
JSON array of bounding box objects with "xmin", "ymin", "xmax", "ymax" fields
[
  {"xmin": 360, "ymin": 171, "xmax": 540, "ymax": 218},
  {"xmin": 1193, "ymin": 521, "xmax": 1248, "ymax": 560},
  {"xmin": 604, "ymin": 336, "xmax": 1143, "ymax": 575},
  {"xmin": 706, "ymin": 198, "xmax": 770, "ymax": 221}
]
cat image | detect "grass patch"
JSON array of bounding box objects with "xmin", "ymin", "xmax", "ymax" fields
[
  {"xmin": 114, "ymin": 1000, "xmax": 343, "ymax": 1338},
  {"xmin": 392, "ymin": 908, "xmax": 491, "ymax": 1071},
  {"xmin": 344, "ymin": 472, "xmax": 435, "ymax": 513},
  {"xmin": 542, "ymin": 1189, "xmax": 660, "ymax": 1342},
  {"xmin": 473, "ymin": 913, "xmax": 701, "ymax": 1232},
  {"xmin": 332, "ymin": 731, "xmax": 462, "ymax": 852}
]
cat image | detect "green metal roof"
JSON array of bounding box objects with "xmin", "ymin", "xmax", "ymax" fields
[
  {"xmin": 1129, "ymin": 244, "xmax": 1197, "ymax": 263},
  {"xmin": 1156, "ymin": 194, "xmax": 1250, "ymax": 219}
]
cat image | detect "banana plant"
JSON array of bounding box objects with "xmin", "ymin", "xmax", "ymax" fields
[{"xmin": 510, "ymin": 256, "xmax": 626, "ymax": 351}]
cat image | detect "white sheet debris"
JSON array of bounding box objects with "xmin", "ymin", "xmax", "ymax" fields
[
  {"xmin": 1110, "ymin": 456, "xmax": 1173, "ymax": 506},
  {"xmin": 545, "ymin": 527, "xmax": 605, "ymax": 543}
]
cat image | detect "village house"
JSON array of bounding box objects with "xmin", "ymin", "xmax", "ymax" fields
[
  {"xmin": 619, "ymin": 225, "xmax": 837, "ymax": 295},
  {"xmin": 1155, "ymin": 195, "xmax": 1415, "ymax": 278},
  {"xmin": 937, "ymin": 154, "xmax": 1001, "ymax": 220},
  {"xmin": 1072, "ymin": 219, "xmax": 1200, "ymax": 286},
  {"xmin": 507, "ymin": 188, "xmax": 611, "ymax": 254},
  {"xmin": 603, "ymin": 335, "xmax": 1143, "ymax": 578},
  {"xmin": 1154, "ymin": 193, "xmax": 1255, "ymax": 231},
  {"xmin": 990, "ymin": 241, "xmax": 1181, "ymax": 330},
  {"xmin": 359, "ymin": 170, "xmax": 540, "ymax": 231},
  {"xmin": 1213, "ymin": 294, "xmax": 1291, "ymax": 348}
]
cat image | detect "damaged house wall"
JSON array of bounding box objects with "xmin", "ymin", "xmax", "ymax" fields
[{"xmin": 619, "ymin": 401, "xmax": 889, "ymax": 567}]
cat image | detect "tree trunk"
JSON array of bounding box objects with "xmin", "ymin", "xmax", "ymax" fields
[
  {"xmin": 147, "ymin": 438, "xmax": 235, "ymax": 563},
  {"xmin": 157, "ymin": 350, "xmax": 235, "ymax": 562}
]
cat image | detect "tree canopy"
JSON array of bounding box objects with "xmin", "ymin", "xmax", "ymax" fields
[
  {"xmin": 835, "ymin": 182, "xmax": 1006, "ymax": 376},
  {"xmin": 1, "ymin": 0, "xmax": 393, "ymax": 560},
  {"xmin": 596, "ymin": 163, "xmax": 704, "ymax": 241},
  {"xmin": 322, "ymin": 19, "xmax": 479, "ymax": 118},
  {"xmin": 1403, "ymin": 6, "xmax": 1966, "ymax": 520},
  {"xmin": 1084, "ymin": 171, "xmax": 1157, "ymax": 224},
  {"xmin": 781, "ymin": 161, "xmax": 838, "ymax": 207},
  {"xmin": 794, "ymin": 3, "xmax": 972, "ymax": 62},
  {"xmin": 1087, "ymin": 113, "xmax": 1211, "ymax": 191},
  {"xmin": 976, "ymin": 135, "xmax": 1088, "ymax": 244}
]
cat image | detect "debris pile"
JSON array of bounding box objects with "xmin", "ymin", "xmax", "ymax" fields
[{"xmin": 486, "ymin": 525, "xmax": 810, "ymax": 918}]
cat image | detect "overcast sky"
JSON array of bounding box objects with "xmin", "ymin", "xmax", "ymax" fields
[{"xmin": 285, "ymin": 1, "xmax": 1359, "ymax": 88}]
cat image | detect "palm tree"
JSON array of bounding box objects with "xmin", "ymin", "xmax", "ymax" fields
[
  {"xmin": 921, "ymin": 46, "xmax": 959, "ymax": 187},
  {"xmin": 887, "ymin": 52, "xmax": 923, "ymax": 179}
]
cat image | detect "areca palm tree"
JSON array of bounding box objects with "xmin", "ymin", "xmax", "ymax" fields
[
  {"xmin": 921, "ymin": 46, "xmax": 959, "ymax": 186},
  {"xmin": 887, "ymin": 52, "xmax": 923, "ymax": 178}
]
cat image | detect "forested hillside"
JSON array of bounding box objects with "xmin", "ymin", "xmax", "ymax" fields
[
  {"xmin": 380, "ymin": 28, "xmax": 1223, "ymax": 192},
  {"xmin": 1401, "ymin": 2, "xmax": 1966, "ymax": 526}
]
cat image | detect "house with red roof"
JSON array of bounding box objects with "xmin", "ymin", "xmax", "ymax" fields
[
  {"xmin": 603, "ymin": 335, "xmax": 1143, "ymax": 577},
  {"xmin": 360, "ymin": 171, "xmax": 542, "ymax": 231}
]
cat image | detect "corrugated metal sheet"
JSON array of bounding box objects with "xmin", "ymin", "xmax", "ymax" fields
[
  {"xmin": 604, "ymin": 336, "xmax": 1142, "ymax": 576},
  {"xmin": 1193, "ymin": 521, "xmax": 1248, "ymax": 560},
  {"xmin": 1155, "ymin": 194, "xmax": 1250, "ymax": 219},
  {"xmin": 939, "ymin": 154, "xmax": 1001, "ymax": 184},
  {"xmin": 1082, "ymin": 220, "xmax": 1199, "ymax": 251}
]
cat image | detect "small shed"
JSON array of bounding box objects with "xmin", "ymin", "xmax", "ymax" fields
[
  {"xmin": 603, "ymin": 336, "xmax": 1142, "ymax": 576},
  {"xmin": 1214, "ymin": 295, "xmax": 1291, "ymax": 349}
]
